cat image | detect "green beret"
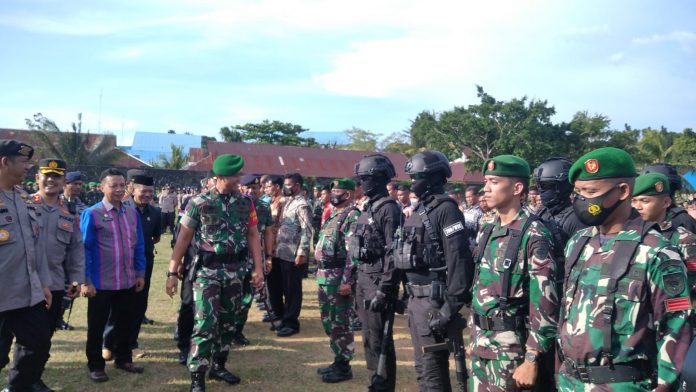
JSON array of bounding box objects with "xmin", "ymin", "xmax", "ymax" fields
[
  {"xmin": 330, "ymin": 178, "xmax": 355, "ymax": 190},
  {"xmin": 212, "ymin": 154, "xmax": 244, "ymax": 177},
  {"xmin": 482, "ymin": 155, "xmax": 530, "ymax": 178},
  {"xmin": 633, "ymin": 172, "xmax": 670, "ymax": 197},
  {"xmin": 569, "ymin": 147, "xmax": 636, "ymax": 183}
]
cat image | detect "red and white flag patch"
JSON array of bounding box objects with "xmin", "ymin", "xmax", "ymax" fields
[{"xmin": 665, "ymin": 297, "xmax": 692, "ymax": 312}]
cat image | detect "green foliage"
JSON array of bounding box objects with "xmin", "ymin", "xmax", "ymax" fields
[
  {"xmin": 25, "ymin": 112, "xmax": 121, "ymax": 165},
  {"xmin": 155, "ymin": 144, "xmax": 189, "ymax": 169},
  {"xmin": 221, "ymin": 120, "xmax": 310, "ymax": 146},
  {"xmin": 201, "ymin": 135, "xmax": 216, "ymax": 149},
  {"xmin": 344, "ymin": 127, "xmax": 379, "ymax": 151}
]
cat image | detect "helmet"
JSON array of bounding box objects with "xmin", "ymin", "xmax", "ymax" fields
[
  {"xmin": 640, "ymin": 163, "xmax": 681, "ymax": 193},
  {"xmin": 533, "ymin": 157, "xmax": 572, "ymax": 183},
  {"xmin": 354, "ymin": 154, "xmax": 396, "ymax": 179},
  {"xmin": 405, "ymin": 151, "xmax": 452, "ymax": 178}
]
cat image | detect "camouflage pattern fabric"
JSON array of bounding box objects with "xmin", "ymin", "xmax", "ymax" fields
[
  {"xmin": 275, "ymin": 195, "xmax": 313, "ymax": 262},
  {"xmin": 318, "ymin": 284, "xmax": 355, "ymax": 362},
  {"xmin": 314, "ymin": 207, "xmax": 360, "ymax": 286},
  {"xmin": 187, "ymin": 265, "xmax": 242, "ymax": 373},
  {"xmin": 180, "ymin": 189, "xmax": 255, "ymax": 256},
  {"xmin": 469, "ymin": 354, "xmax": 523, "ymax": 392},
  {"xmin": 479, "ymin": 209, "xmax": 498, "ymax": 227},
  {"xmin": 469, "ymin": 209, "xmax": 558, "ymax": 386},
  {"xmin": 558, "ymin": 219, "xmax": 693, "ymax": 390},
  {"xmin": 659, "ymin": 220, "xmax": 696, "ymax": 302}
]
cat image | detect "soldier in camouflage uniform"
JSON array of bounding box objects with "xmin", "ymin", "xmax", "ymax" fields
[
  {"xmin": 315, "ymin": 178, "xmax": 361, "ymax": 383},
  {"xmin": 632, "ymin": 172, "xmax": 696, "ymax": 304},
  {"xmin": 232, "ymin": 174, "xmax": 276, "ymax": 346},
  {"xmin": 469, "ymin": 155, "xmax": 559, "ymax": 392},
  {"xmin": 558, "ymin": 147, "xmax": 693, "ymax": 391},
  {"xmin": 166, "ymin": 154, "xmax": 264, "ymax": 392}
]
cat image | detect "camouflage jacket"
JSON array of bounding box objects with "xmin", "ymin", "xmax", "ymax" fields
[
  {"xmin": 180, "ymin": 189, "xmax": 257, "ymax": 256},
  {"xmin": 274, "ymin": 195, "xmax": 313, "ymax": 262},
  {"xmin": 470, "ymin": 209, "xmax": 558, "ymax": 359},
  {"xmin": 659, "ymin": 220, "xmax": 696, "ymax": 297},
  {"xmin": 314, "ymin": 207, "xmax": 361, "ymax": 286},
  {"xmin": 558, "ymin": 218, "xmax": 693, "ymax": 389}
]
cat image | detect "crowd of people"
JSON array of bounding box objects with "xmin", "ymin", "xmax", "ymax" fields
[{"xmin": 1, "ymin": 136, "xmax": 696, "ymax": 392}]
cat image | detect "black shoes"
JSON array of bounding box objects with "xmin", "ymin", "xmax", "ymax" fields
[
  {"xmin": 232, "ymin": 332, "xmax": 250, "ymax": 346},
  {"xmin": 350, "ymin": 319, "xmax": 362, "ymax": 332},
  {"xmin": 209, "ymin": 364, "xmax": 241, "ymax": 385},
  {"xmin": 276, "ymin": 327, "xmax": 299, "ymax": 337},
  {"xmin": 89, "ymin": 370, "xmax": 109, "ymax": 383},
  {"xmin": 141, "ymin": 316, "xmax": 155, "ymax": 325},
  {"xmin": 317, "ymin": 361, "xmax": 337, "ymax": 375},
  {"xmin": 321, "ymin": 361, "xmax": 352, "ymax": 383},
  {"xmin": 190, "ymin": 371, "xmax": 205, "ymax": 392}
]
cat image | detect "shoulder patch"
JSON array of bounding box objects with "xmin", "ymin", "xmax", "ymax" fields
[
  {"xmin": 664, "ymin": 297, "xmax": 691, "ymax": 312},
  {"xmin": 443, "ymin": 221, "xmax": 464, "ymax": 237},
  {"xmin": 662, "ymin": 271, "xmax": 687, "ymax": 297}
]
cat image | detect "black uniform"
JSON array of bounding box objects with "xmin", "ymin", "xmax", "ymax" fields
[
  {"xmin": 668, "ymin": 206, "xmax": 696, "ymax": 233},
  {"xmin": 353, "ymin": 193, "xmax": 401, "ymax": 391},
  {"xmin": 535, "ymin": 205, "xmax": 585, "ymax": 280},
  {"xmin": 395, "ymin": 194, "xmax": 473, "ymax": 391}
]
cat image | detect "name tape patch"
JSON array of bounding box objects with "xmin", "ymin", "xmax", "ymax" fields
[{"xmin": 443, "ymin": 221, "xmax": 464, "ymax": 237}]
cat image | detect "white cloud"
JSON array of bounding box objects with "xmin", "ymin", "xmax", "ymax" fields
[
  {"xmin": 609, "ymin": 52, "xmax": 624, "ymax": 63},
  {"xmin": 105, "ymin": 47, "xmax": 147, "ymax": 60},
  {"xmin": 632, "ymin": 30, "xmax": 696, "ymax": 45}
]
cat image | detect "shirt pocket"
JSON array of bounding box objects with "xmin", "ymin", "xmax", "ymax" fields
[
  {"xmin": 0, "ymin": 215, "xmax": 17, "ymax": 246},
  {"xmin": 56, "ymin": 218, "xmax": 73, "ymax": 245}
]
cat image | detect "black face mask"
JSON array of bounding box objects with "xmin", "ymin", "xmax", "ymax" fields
[
  {"xmin": 411, "ymin": 178, "xmax": 430, "ymax": 198},
  {"xmin": 282, "ymin": 185, "xmax": 295, "ymax": 197},
  {"xmin": 361, "ymin": 176, "xmax": 385, "ymax": 198},
  {"xmin": 572, "ymin": 185, "xmax": 622, "ymax": 226},
  {"xmin": 330, "ymin": 193, "xmax": 349, "ymax": 207}
]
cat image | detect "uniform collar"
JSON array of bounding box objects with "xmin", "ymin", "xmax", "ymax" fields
[{"xmin": 102, "ymin": 198, "xmax": 125, "ymax": 212}]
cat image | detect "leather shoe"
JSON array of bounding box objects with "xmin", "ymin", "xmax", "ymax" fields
[
  {"xmin": 276, "ymin": 327, "xmax": 299, "ymax": 337},
  {"xmin": 232, "ymin": 332, "xmax": 250, "ymax": 346},
  {"xmin": 209, "ymin": 366, "xmax": 241, "ymax": 385},
  {"xmin": 89, "ymin": 370, "xmax": 109, "ymax": 382},
  {"xmin": 115, "ymin": 362, "xmax": 144, "ymax": 373},
  {"xmin": 28, "ymin": 380, "xmax": 54, "ymax": 392}
]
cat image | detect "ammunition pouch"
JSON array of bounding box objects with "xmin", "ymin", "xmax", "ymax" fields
[
  {"xmin": 349, "ymin": 223, "xmax": 385, "ymax": 262},
  {"xmin": 405, "ymin": 281, "xmax": 445, "ymax": 302},
  {"xmin": 472, "ymin": 313, "xmax": 527, "ymax": 331}
]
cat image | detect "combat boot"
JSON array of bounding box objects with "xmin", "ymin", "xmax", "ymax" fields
[
  {"xmin": 316, "ymin": 360, "xmax": 337, "ymax": 375},
  {"xmin": 321, "ymin": 360, "xmax": 352, "ymax": 383},
  {"xmin": 190, "ymin": 371, "xmax": 205, "ymax": 392},
  {"xmin": 208, "ymin": 357, "xmax": 241, "ymax": 385}
]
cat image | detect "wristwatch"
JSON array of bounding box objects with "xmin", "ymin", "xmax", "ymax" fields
[
  {"xmin": 166, "ymin": 271, "xmax": 179, "ymax": 278},
  {"xmin": 524, "ymin": 351, "xmax": 538, "ymax": 363}
]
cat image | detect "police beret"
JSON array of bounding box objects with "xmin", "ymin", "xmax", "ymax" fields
[
  {"xmin": 633, "ymin": 172, "xmax": 670, "ymax": 197},
  {"xmin": 240, "ymin": 173, "xmax": 260, "ymax": 186},
  {"xmin": 330, "ymin": 178, "xmax": 355, "ymax": 190},
  {"xmin": 212, "ymin": 154, "xmax": 244, "ymax": 177},
  {"xmin": 482, "ymin": 155, "xmax": 530, "ymax": 178},
  {"xmin": 127, "ymin": 169, "xmax": 146, "ymax": 181},
  {"xmin": 132, "ymin": 175, "xmax": 154, "ymax": 186},
  {"xmin": 65, "ymin": 171, "xmax": 82, "ymax": 183},
  {"xmin": 569, "ymin": 147, "xmax": 636, "ymax": 184},
  {"xmin": 38, "ymin": 158, "xmax": 66, "ymax": 175},
  {"xmin": 0, "ymin": 140, "xmax": 34, "ymax": 159}
]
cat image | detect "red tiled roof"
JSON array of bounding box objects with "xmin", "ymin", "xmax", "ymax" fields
[
  {"xmin": 451, "ymin": 162, "xmax": 485, "ymax": 184},
  {"xmin": 188, "ymin": 142, "xmax": 412, "ymax": 180}
]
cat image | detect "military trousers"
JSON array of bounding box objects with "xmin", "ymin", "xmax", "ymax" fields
[
  {"xmin": 469, "ymin": 353, "xmax": 524, "ymax": 392},
  {"xmin": 233, "ymin": 266, "xmax": 253, "ymax": 334},
  {"xmin": 356, "ymin": 270, "xmax": 396, "ymax": 392},
  {"xmin": 187, "ymin": 264, "xmax": 242, "ymax": 373},
  {"xmin": 407, "ymin": 296, "xmax": 452, "ymax": 392},
  {"xmin": 0, "ymin": 303, "xmax": 51, "ymax": 390},
  {"xmin": 318, "ymin": 284, "xmax": 355, "ymax": 362}
]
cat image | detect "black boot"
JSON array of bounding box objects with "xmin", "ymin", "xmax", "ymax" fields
[
  {"xmin": 321, "ymin": 360, "xmax": 352, "ymax": 383},
  {"xmin": 232, "ymin": 331, "xmax": 250, "ymax": 346},
  {"xmin": 316, "ymin": 360, "xmax": 337, "ymax": 375},
  {"xmin": 190, "ymin": 371, "xmax": 205, "ymax": 392},
  {"xmin": 208, "ymin": 355, "xmax": 241, "ymax": 385}
]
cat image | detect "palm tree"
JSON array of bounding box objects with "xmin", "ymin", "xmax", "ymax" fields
[
  {"xmin": 25, "ymin": 113, "xmax": 121, "ymax": 165},
  {"xmin": 157, "ymin": 144, "xmax": 189, "ymax": 169},
  {"xmin": 638, "ymin": 127, "xmax": 675, "ymax": 165}
]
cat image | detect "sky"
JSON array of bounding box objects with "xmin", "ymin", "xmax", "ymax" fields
[{"xmin": 1, "ymin": 0, "xmax": 695, "ymax": 146}]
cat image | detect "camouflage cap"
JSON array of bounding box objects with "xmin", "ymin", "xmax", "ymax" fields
[
  {"xmin": 212, "ymin": 154, "xmax": 244, "ymax": 177},
  {"xmin": 633, "ymin": 172, "xmax": 670, "ymax": 197},
  {"xmin": 330, "ymin": 177, "xmax": 355, "ymax": 190},
  {"xmin": 569, "ymin": 147, "xmax": 636, "ymax": 184},
  {"xmin": 482, "ymin": 155, "xmax": 530, "ymax": 178}
]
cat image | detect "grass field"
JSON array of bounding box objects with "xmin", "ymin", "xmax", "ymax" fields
[{"xmin": 0, "ymin": 234, "xmax": 466, "ymax": 391}]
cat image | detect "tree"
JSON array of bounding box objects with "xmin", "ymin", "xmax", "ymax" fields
[
  {"xmin": 201, "ymin": 135, "xmax": 217, "ymax": 149},
  {"xmin": 379, "ymin": 131, "xmax": 419, "ymax": 155},
  {"xmin": 408, "ymin": 111, "xmax": 455, "ymax": 158},
  {"xmin": 637, "ymin": 126, "xmax": 675, "ymax": 165},
  {"xmin": 344, "ymin": 127, "xmax": 379, "ymax": 151},
  {"xmin": 221, "ymin": 120, "xmax": 310, "ymax": 146},
  {"xmin": 671, "ymin": 128, "xmax": 696, "ymax": 167},
  {"xmin": 156, "ymin": 144, "xmax": 189, "ymax": 169},
  {"xmin": 25, "ymin": 112, "xmax": 121, "ymax": 165}
]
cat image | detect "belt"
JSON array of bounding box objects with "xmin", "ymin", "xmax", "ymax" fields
[
  {"xmin": 472, "ymin": 313, "xmax": 526, "ymax": 331},
  {"xmin": 563, "ymin": 359, "xmax": 649, "ymax": 384},
  {"xmin": 405, "ymin": 283, "xmax": 431, "ymax": 298},
  {"xmin": 358, "ymin": 260, "xmax": 383, "ymax": 274},
  {"xmin": 198, "ymin": 251, "xmax": 242, "ymax": 266}
]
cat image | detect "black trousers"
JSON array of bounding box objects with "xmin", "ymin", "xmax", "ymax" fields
[
  {"xmin": 0, "ymin": 303, "xmax": 52, "ymax": 389},
  {"xmin": 407, "ymin": 296, "xmax": 452, "ymax": 392},
  {"xmin": 161, "ymin": 212, "xmax": 175, "ymax": 234},
  {"xmin": 176, "ymin": 272, "xmax": 195, "ymax": 354},
  {"xmin": 267, "ymin": 258, "xmax": 303, "ymax": 330},
  {"xmin": 0, "ymin": 290, "xmax": 63, "ymax": 370},
  {"xmin": 86, "ymin": 287, "xmax": 138, "ymax": 371},
  {"xmin": 104, "ymin": 259, "xmax": 155, "ymax": 350},
  {"xmin": 356, "ymin": 270, "xmax": 396, "ymax": 392}
]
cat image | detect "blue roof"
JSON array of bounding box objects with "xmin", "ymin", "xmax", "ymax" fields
[
  {"xmin": 683, "ymin": 171, "xmax": 696, "ymax": 190},
  {"xmin": 122, "ymin": 132, "xmax": 201, "ymax": 163}
]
